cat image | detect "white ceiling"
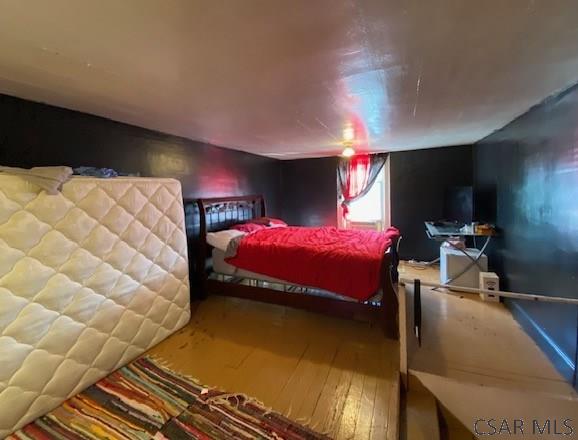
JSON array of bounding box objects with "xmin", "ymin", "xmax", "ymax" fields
[{"xmin": 1, "ymin": 1, "xmax": 578, "ymax": 159}]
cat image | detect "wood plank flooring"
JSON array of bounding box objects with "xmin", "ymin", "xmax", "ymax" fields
[
  {"xmin": 398, "ymin": 263, "xmax": 577, "ymax": 393},
  {"xmin": 147, "ymin": 295, "xmax": 399, "ymax": 439}
]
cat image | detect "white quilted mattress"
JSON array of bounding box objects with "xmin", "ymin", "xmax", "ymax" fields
[{"xmin": 0, "ymin": 175, "xmax": 191, "ymax": 436}]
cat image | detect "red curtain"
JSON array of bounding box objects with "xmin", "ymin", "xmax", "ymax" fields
[
  {"xmin": 338, "ymin": 153, "xmax": 387, "ymax": 219},
  {"xmin": 341, "ymin": 155, "xmax": 370, "ymax": 217}
]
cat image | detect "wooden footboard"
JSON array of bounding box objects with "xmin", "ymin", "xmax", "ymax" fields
[
  {"xmin": 206, "ymin": 279, "xmax": 379, "ymax": 321},
  {"xmin": 205, "ymin": 244, "xmax": 399, "ymax": 340},
  {"xmin": 381, "ymin": 244, "xmax": 399, "ymax": 339}
]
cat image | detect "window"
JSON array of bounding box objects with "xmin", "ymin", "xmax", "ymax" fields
[
  {"xmin": 338, "ymin": 158, "xmax": 390, "ymax": 231},
  {"xmin": 348, "ymin": 169, "xmax": 384, "ymax": 222}
]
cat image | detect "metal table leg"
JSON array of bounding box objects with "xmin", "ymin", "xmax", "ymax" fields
[{"xmin": 444, "ymin": 235, "xmax": 491, "ymax": 285}]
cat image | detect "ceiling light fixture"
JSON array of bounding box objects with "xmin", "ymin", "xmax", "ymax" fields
[
  {"xmin": 342, "ymin": 146, "xmax": 355, "ymax": 158},
  {"xmin": 343, "ymin": 125, "xmax": 355, "ymax": 142}
]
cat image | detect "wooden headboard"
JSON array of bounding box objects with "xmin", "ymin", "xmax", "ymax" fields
[
  {"xmin": 198, "ymin": 195, "xmax": 265, "ymax": 235},
  {"xmin": 183, "ymin": 195, "xmax": 266, "ymax": 296}
]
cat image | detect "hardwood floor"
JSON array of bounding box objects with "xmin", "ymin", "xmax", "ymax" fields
[
  {"xmin": 147, "ymin": 294, "xmax": 399, "ymax": 439},
  {"xmin": 398, "ymin": 262, "xmax": 576, "ymax": 392},
  {"xmin": 399, "ymin": 262, "xmax": 578, "ymax": 438}
]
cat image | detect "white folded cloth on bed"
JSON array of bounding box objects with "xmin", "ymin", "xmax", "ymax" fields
[
  {"xmin": 0, "ymin": 165, "xmax": 73, "ymax": 194},
  {"xmin": 206, "ymin": 229, "xmax": 246, "ymax": 251}
]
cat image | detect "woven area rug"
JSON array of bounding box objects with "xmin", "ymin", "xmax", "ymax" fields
[{"xmin": 8, "ymin": 357, "xmax": 328, "ymax": 440}]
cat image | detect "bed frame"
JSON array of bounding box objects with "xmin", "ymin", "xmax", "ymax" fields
[{"xmin": 186, "ymin": 195, "xmax": 400, "ymax": 339}]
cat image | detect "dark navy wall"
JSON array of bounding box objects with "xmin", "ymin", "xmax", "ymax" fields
[
  {"xmin": 279, "ymin": 157, "xmax": 338, "ymax": 227},
  {"xmin": 474, "ymin": 85, "xmax": 578, "ymax": 387},
  {"xmin": 390, "ymin": 146, "xmax": 474, "ymax": 261},
  {"xmin": 277, "ymin": 148, "xmax": 474, "ymax": 262},
  {"xmin": 0, "ymin": 93, "xmax": 281, "ymax": 215}
]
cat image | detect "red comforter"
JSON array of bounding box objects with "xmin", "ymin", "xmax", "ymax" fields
[{"xmin": 225, "ymin": 226, "xmax": 400, "ymax": 301}]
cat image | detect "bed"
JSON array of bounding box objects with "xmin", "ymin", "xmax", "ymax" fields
[
  {"xmin": 0, "ymin": 175, "xmax": 191, "ymax": 436},
  {"xmin": 186, "ymin": 195, "xmax": 400, "ymax": 339}
]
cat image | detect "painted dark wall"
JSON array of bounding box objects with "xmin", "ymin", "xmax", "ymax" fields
[
  {"xmin": 0, "ymin": 93, "xmax": 281, "ymax": 215},
  {"xmin": 474, "ymin": 84, "xmax": 578, "ymax": 386},
  {"xmin": 390, "ymin": 146, "xmax": 474, "ymax": 261},
  {"xmin": 277, "ymin": 148, "xmax": 475, "ymax": 259},
  {"xmin": 279, "ymin": 157, "xmax": 338, "ymax": 227}
]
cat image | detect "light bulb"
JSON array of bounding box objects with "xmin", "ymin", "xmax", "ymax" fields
[{"xmin": 342, "ymin": 146, "xmax": 355, "ymax": 158}]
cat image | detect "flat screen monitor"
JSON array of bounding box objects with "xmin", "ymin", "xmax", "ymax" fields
[{"xmin": 444, "ymin": 186, "xmax": 473, "ymax": 224}]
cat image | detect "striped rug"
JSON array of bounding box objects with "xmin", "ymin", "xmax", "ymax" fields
[{"xmin": 9, "ymin": 357, "xmax": 328, "ymax": 440}]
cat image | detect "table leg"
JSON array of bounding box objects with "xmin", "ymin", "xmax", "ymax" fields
[{"xmin": 444, "ymin": 236, "xmax": 491, "ymax": 285}]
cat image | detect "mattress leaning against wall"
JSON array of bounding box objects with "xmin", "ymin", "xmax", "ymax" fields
[{"xmin": 0, "ymin": 175, "xmax": 191, "ymax": 436}]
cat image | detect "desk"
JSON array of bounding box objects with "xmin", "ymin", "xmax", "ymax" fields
[{"xmin": 425, "ymin": 221, "xmax": 493, "ymax": 285}]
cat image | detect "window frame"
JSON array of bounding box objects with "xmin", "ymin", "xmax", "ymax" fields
[{"xmin": 337, "ymin": 156, "xmax": 390, "ymax": 231}]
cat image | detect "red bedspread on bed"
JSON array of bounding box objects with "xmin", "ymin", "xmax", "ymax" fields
[{"xmin": 225, "ymin": 226, "xmax": 400, "ymax": 301}]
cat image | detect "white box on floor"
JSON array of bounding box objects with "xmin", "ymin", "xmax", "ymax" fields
[
  {"xmin": 440, "ymin": 246, "xmax": 488, "ymax": 289},
  {"xmin": 479, "ymin": 272, "xmax": 500, "ymax": 302}
]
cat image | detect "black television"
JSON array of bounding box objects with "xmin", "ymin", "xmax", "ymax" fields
[
  {"xmin": 444, "ymin": 186, "xmax": 473, "ymax": 224},
  {"xmin": 474, "ymin": 185, "xmax": 497, "ymax": 224}
]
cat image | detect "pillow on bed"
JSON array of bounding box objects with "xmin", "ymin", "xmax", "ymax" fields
[
  {"xmin": 251, "ymin": 217, "xmax": 288, "ymax": 227},
  {"xmin": 206, "ymin": 229, "xmax": 246, "ymax": 251},
  {"xmin": 231, "ymin": 223, "xmax": 268, "ymax": 233}
]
